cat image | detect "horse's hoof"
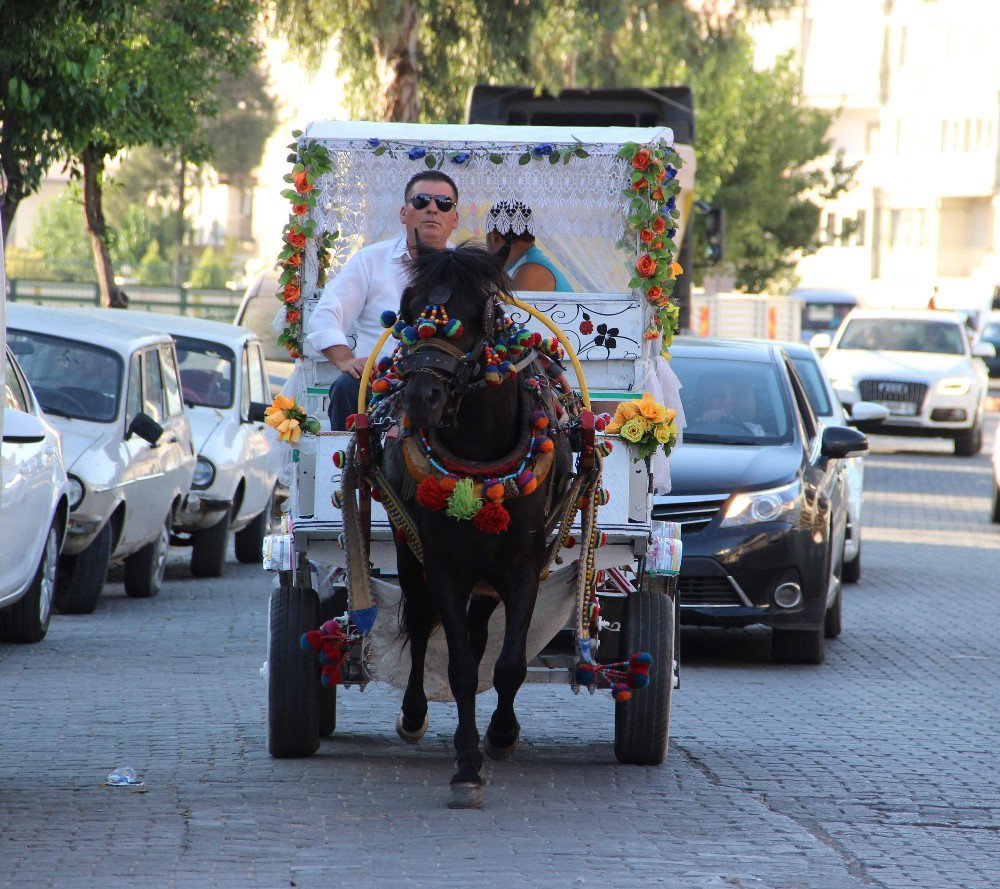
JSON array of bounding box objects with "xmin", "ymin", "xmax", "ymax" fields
[
  {"xmin": 484, "ymin": 725, "xmax": 520, "ymax": 761},
  {"xmin": 447, "ymin": 782, "xmax": 484, "ymax": 809},
  {"xmin": 395, "ymin": 710, "xmax": 428, "ymax": 744}
]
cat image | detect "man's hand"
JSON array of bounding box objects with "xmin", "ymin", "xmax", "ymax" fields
[{"xmin": 323, "ymin": 345, "xmax": 368, "ymax": 380}]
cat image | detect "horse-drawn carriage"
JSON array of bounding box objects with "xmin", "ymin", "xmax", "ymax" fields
[{"xmin": 262, "ymin": 121, "xmax": 693, "ymax": 807}]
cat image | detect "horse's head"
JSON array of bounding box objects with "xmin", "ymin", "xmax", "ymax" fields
[{"xmin": 398, "ymin": 242, "xmax": 512, "ymax": 429}]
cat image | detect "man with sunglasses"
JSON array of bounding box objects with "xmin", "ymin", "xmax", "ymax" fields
[{"xmin": 307, "ymin": 170, "xmax": 460, "ymax": 429}]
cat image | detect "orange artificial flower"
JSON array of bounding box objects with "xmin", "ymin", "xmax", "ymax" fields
[
  {"xmin": 285, "ymin": 309, "xmax": 301, "ymax": 324},
  {"xmin": 640, "ymin": 229, "xmax": 655, "ymax": 244},
  {"xmin": 293, "ymin": 170, "xmax": 313, "ymax": 194},
  {"xmin": 631, "ymin": 180, "xmax": 646, "ymax": 193},
  {"xmin": 655, "ymin": 165, "xmax": 667, "ymax": 181},
  {"xmin": 652, "ymin": 240, "xmax": 663, "ymax": 250},
  {"xmin": 632, "ymin": 149, "xmax": 651, "ymax": 170},
  {"xmin": 669, "ymin": 261, "xmax": 684, "ymax": 279},
  {"xmin": 636, "ymin": 254, "xmax": 657, "ymax": 278},
  {"xmin": 283, "ymin": 280, "xmax": 301, "ymax": 301},
  {"xmin": 292, "ymin": 203, "xmax": 308, "ymax": 216},
  {"xmin": 285, "ymin": 252, "xmax": 302, "ymax": 267},
  {"xmin": 651, "ymin": 186, "xmax": 664, "ymax": 202},
  {"xmin": 286, "ymin": 229, "xmax": 307, "ymax": 249},
  {"xmin": 652, "ymin": 216, "xmax": 666, "ymax": 234},
  {"xmin": 646, "ymin": 285, "xmax": 663, "ymax": 302}
]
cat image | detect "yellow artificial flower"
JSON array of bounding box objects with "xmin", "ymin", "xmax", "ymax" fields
[
  {"xmin": 619, "ymin": 417, "xmax": 646, "ymax": 443},
  {"xmin": 605, "ymin": 420, "xmax": 622, "ymax": 434},
  {"xmin": 272, "ymin": 393, "xmax": 295, "ymax": 411},
  {"xmin": 654, "ymin": 423, "xmax": 673, "ymax": 444},
  {"xmin": 664, "ymin": 408, "xmax": 677, "ymax": 424},
  {"xmin": 636, "ymin": 416, "xmax": 654, "ymax": 433},
  {"xmin": 277, "ymin": 417, "xmax": 301, "ymax": 442},
  {"xmin": 264, "ymin": 411, "xmax": 286, "ymax": 428}
]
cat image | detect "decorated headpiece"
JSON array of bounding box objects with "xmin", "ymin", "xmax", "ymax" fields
[{"xmin": 485, "ymin": 199, "xmax": 534, "ymax": 237}]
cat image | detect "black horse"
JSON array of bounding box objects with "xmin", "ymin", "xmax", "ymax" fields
[{"xmin": 382, "ymin": 243, "xmax": 571, "ymax": 808}]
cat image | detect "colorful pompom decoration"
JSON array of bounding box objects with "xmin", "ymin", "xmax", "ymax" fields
[
  {"xmin": 530, "ymin": 409, "xmax": 549, "ymax": 430},
  {"xmin": 472, "ymin": 500, "xmax": 511, "ymax": 534},
  {"xmin": 417, "ymin": 319, "xmax": 437, "ymax": 339},
  {"xmin": 370, "ymin": 485, "xmax": 382, "ymax": 502},
  {"xmin": 401, "ymin": 326, "xmax": 419, "ymax": 346},
  {"xmin": 416, "ymin": 476, "xmax": 448, "ymax": 511},
  {"xmin": 380, "ymin": 310, "xmax": 398, "ymax": 328},
  {"xmin": 442, "ymin": 319, "xmax": 463, "ymax": 338},
  {"xmin": 300, "ymin": 619, "xmax": 352, "ymax": 687},
  {"xmin": 332, "ymin": 450, "xmax": 346, "ymax": 468},
  {"xmin": 611, "ymin": 683, "xmax": 632, "ymax": 702},
  {"xmin": 575, "ymin": 663, "xmax": 598, "ymax": 686},
  {"xmin": 332, "ymin": 489, "xmax": 344, "ymax": 508},
  {"xmin": 445, "ymin": 477, "xmax": 481, "ymax": 521}
]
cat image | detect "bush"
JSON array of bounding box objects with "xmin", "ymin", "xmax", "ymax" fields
[
  {"xmin": 136, "ymin": 241, "xmax": 174, "ymax": 286},
  {"xmin": 189, "ymin": 247, "xmax": 232, "ymax": 289}
]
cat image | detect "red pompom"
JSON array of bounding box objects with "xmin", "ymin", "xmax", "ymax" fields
[
  {"xmin": 303, "ymin": 630, "xmax": 324, "ymax": 651},
  {"xmin": 321, "ymin": 665, "xmax": 341, "ymax": 686},
  {"xmin": 370, "ymin": 486, "xmax": 382, "ymax": 502},
  {"xmin": 472, "ymin": 500, "xmax": 511, "ymax": 534},
  {"xmin": 345, "ymin": 414, "xmax": 358, "ymax": 430},
  {"xmin": 416, "ymin": 476, "xmax": 448, "ymax": 510},
  {"xmin": 564, "ymin": 535, "xmax": 576, "ymax": 549}
]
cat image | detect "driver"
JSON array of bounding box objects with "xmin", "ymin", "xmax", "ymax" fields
[
  {"xmin": 698, "ymin": 378, "xmax": 765, "ymax": 436},
  {"xmin": 306, "ymin": 170, "xmax": 460, "ymax": 430}
]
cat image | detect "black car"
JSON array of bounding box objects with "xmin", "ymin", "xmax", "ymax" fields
[{"xmin": 653, "ymin": 337, "xmax": 868, "ymax": 664}]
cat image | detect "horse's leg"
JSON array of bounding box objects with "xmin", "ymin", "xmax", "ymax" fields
[
  {"xmin": 428, "ymin": 569, "xmax": 485, "ymax": 808},
  {"xmin": 397, "ymin": 545, "xmax": 432, "ymax": 743},
  {"xmin": 468, "ymin": 594, "xmax": 500, "ymax": 667},
  {"xmin": 485, "ymin": 565, "xmax": 539, "ymax": 761}
]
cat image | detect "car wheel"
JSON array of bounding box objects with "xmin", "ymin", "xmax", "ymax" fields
[
  {"xmin": 842, "ymin": 543, "xmax": 861, "ymax": 584},
  {"xmin": 0, "ymin": 520, "xmax": 59, "ymax": 644},
  {"xmin": 991, "ymin": 483, "xmax": 1000, "ymax": 524},
  {"xmin": 953, "ymin": 422, "xmax": 982, "ymax": 456},
  {"xmin": 56, "ymin": 522, "xmax": 113, "ymax": 615},
  {"xmin": 124, "ymin": 518, "xmax": 171, "ymax": 599},
  {"xmin": 234, "ymin": 492, "xmax": 272, "ymax": 564},
  {"xmin": 773, "ymin": 625, "xmax": 825, "ymax": 664},
  {"xmin": 824, "ymin": 588, "xmax": 842, "ymax": 639},
  {"xmin": 190, "ymin": 510, "xmax": 232, "ymax": 578}
]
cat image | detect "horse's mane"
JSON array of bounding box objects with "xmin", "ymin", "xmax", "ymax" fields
[{"xmin": 403, "ymin": 241, "xmax": 513, "ymax": 320}]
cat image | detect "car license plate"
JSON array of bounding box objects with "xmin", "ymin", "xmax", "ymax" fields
[{"xmin": 879, "ymin": 401, "xmax": 917, "ymax": 416}]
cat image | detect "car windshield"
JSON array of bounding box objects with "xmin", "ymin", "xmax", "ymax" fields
[
  {"xmin": 838, "ymin": 319, "xmax": 966, "ymax": 355},
  {"xmin": 174, "ymin": 335, "xmax": 235, "ymax": 408},
  {"xmin": 789, "ymin": 355, "xmax": 833, "ymax": 417},
  {"xmin": 981, "ymin": 321, "xmax": 1000, "ymax": 343},
  {"xmin": 7, "ymin": 329, "xmax": 122, "ymax": 421},
  {"xmin": 671, "ymin": 356, "xmax": 794, "ymax": 445},
  {"xmin": 800, "ymin": 300, "xmax": 855, "ymax": 332}
]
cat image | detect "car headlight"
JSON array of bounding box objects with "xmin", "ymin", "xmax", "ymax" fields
[
  {"xmin": 720, "ymin": 479, "xmax": 801, "ymax": 528},
  {"xmin": 68, "ymin": 475, "xmax": 85, "ymax": 510},
  {"xmin": 192, "ymin": 457, "xmax": 216, "ymax": 489},
  {"xmin": 936, "ymin": 377, "xmax": 971, "ymax": 395}
]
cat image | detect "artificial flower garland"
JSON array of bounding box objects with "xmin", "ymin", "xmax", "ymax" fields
[
  {"xmin": 264, "ymin": 393, "xmax": 320, "ymax": 442},
  {"xmin": 276, "ymin": 133, "xmax": 338, "ymax": 358},
  {"xmin": 617, "ymin": 140, "xmax": 685, "ymax": 355},
  {"xmin": 365, "ymin": 137, "xmax": 591, "ymax": 170},
  {"xmin": 605, "ymin": 392, "xmax": 678, "ymax": 461}
]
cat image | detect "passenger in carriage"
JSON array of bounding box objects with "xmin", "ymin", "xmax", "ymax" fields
[
  {"xmin": 485, "ymin": 199, "xmax": 574, "ymax": 293},
  {"xmin": 307, "ymin": 170, "xmax": 461, "ymax": 430}
]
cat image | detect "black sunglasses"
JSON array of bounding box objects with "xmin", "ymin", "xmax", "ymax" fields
[{"xmin": 408, "ymin": 193, "xmax": 456, "ymax": 212}]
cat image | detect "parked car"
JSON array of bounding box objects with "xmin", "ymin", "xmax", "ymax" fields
[
  {"xmin": 233, "ymin": 271, "xmax": 292, "ymax": 394},
  {"xmin": 979, "ymin": 311, "xmax": 1000, "ymax": 379},
  {"xmin": 653, "ymin": 337, "xmax": 868, "ymax": 664},
  {"xmin": 814, "ymin": 308, "xmax": 994, "ymax": 456},
  {"xmin": 789, "ymin": 288, "xmax": 860, "ymax": 345},
  {"xmin": 78, "ymin": 309, "xmax": 278, "ymax": 577},
  {"xmin": 1, "ymin": 347, "xmax": 70, "ymax": 642},
  {"xmin": 777, "ymin": 341, "xmax": 888, "ymax": 583},
  {"xmin": 6, "ymin": 304, "xmax": 196, "ymax": 613}
]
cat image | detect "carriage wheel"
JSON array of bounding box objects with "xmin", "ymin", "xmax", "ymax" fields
[
  {"xmin": 613, "ymin": 575, "xmax": 675, "ymax": 765},
  {"xmin": 267, "ymin": 585, "xmax": 321, "ymax": 758}
]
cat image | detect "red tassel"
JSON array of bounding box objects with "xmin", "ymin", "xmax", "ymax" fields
[
  {"xmin": 416, "ymin": 476, "xmax": 448, "ymax": 510},
  {"xmin": 472, "ymin": 500, "xmax": 511, "ymax": 534}
]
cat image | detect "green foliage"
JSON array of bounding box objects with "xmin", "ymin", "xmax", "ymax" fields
[
  {"xmin": 136, "ymin": 240, "xmax": 174, "ymax": 286},
  {"xmin": 189, "ymin": 246, "xmax": 234, "ymax": 289},
  {"xmin": 202, "ymin": 64, "xmax": 279, "ymax": 180},
  {"xmin": 29, "ymin": 184, "xmax": 92, "ymax": 265}
]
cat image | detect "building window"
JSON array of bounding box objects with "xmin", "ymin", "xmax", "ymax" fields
[
  {"xmin": 890, "ymin": 209, "xmax": 926, "ymax": 248},
  {"xmin": 867, "ymin": 122, "xmax": 880, "ymax": 154},
  {"xmin": 854, "ymin": 210, "xmax": 866, "ymax": 247},
  {"xmin": 825, "ymin": 213, "xmax": 838, "ymax": 246}
]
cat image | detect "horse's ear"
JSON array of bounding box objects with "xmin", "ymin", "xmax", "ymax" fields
[
  {"xmin": 493, "ymin": 239, "xmax": 512, "ymax": 268},
  {"xmin": 412, "ymin": 228, "xmax": 437, "ymax": 259}
]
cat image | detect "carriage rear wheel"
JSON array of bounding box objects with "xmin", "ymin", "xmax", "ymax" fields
[
  {"xmin": 267, "ymin": 585, "xmax": 321, "ymax": 758},
  {"xmin": 614, "ymin": 575, "xmax": 675, "ymax": 765}
]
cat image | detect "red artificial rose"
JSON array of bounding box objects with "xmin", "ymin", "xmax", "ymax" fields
[
  {"xmin": 286, "ymin": 252, "xmax": 302, "ymax": 267},
  {"xmin": 631, "ymin": 180, "xmax": 646, "ymax": 193},
  {"xmin": 632, "ymin": 149, "xmax": 651, "ymax": 170},
  {"xmin": 651, "ymin": 186, "xmax": 665, "ymax": 202},
  {"xmin": 652, "ymin": 215, "xmax": 666, "ymax": 234},
  {"xmin": 286, "ymin": 229, "xmax": 307, "ymax": 249},
  {"xmin": 292, "ymin": 203, "xmax": 308, "ymax": 216},
  {"xmin": 646, "ymin": 285, "xmax": 663, "ymax": 302},
  {"xmin": 640, "ymin": 229, "xmax": 655, "ymax": 244},
  {"xmin": 636, "ymin": 254, "xmax": 657, "ymax": 278},
  {"xmin": 655, "ymin": 165, "xmax": 667, "ymax": 181},
  {"xmin": 293, "ymin": 170, "xmax": 313, "ymax": 194},
  {"xmin": 579, "ymin": 320, "xmax": 594, "ymax": 335},
  {"xmin": 652, "ymin": 240, "xmax": 663, "ymax": 250},
  {"xmin": 283, "ymin": 281, "xmax": 301, "ymax": 302},
  {"xmin": 286, "ymin": 309, "xmax": 301, "ymax": 324}
]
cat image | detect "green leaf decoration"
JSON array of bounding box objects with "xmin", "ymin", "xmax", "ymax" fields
[
  {"xmin": 373, "ymin": 144, "xmax": 388, "ymax": 156},
  {"xmin": 518, "ymin": 153, "xmax": 531, "ymax": 165},
  {"xmin": 548, "ymin": 151, "xmax": 560, "ymax": 165},
  {"xmin": 489, "ymin": 153, "xmax": 504, "ymax": 164},
  {"xmin": 425, "ymin": 155, "xmax": 436, "ymax": 169},
  {"xmin": 574, "ymin": 148, "xmax": 590, "ymax": 158}
]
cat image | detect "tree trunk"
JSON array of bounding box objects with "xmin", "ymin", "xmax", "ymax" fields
[
  {"xmin": 175, "ymin": 155, "xmax": 186, "ymax": 286},
  {"xmin": 1, "ymin": 191, "xmax": 18, "ymax": 245},
  {"xmin": 81, "ymin": 145, "xmax": 127, "ymax": 309},
  {"xmin": 373, "ymin": 1, "xmax": 420, "ymax": 122}
]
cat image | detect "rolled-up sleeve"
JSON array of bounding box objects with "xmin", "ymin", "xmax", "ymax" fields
[{"xmin": 306, "ymin": 252, "xmax": 371, "ymax": 354}]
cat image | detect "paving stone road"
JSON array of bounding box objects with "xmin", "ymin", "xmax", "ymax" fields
[{"xmin": 1, "ymin": 414, "xmax": 998, "ymax": 889}]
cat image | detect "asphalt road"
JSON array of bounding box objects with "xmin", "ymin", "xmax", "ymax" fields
[{"xmin": 1, "ymin": 413, "xmax": 998, "ymax": 888}]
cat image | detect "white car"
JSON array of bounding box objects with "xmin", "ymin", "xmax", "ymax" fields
[
  {"xmin": 79, "ymin": 310, "xmax": 278, "ymax": 577},
  {"xmin": 1, "ymin": 348, "xmax": 70, "ymax": 642},
  {"xmin": 779, "ymin": 341, "xmax": 888, "ymax": 583},
  {"xmin": 233, "ymin": 271, "xmax": 292, "ymax": 395},
  {"xmin": 7, "ymin": 304, "xmax": 196, "ymax": 613},
  {"xmin": 815, "ymin": 308, "xmax": 994, "ymax": 456}
]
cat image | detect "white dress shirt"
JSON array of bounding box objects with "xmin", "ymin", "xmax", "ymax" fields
[{"xmin": 306, "ymin": 236, "xmax": 412, "ymax": 362}]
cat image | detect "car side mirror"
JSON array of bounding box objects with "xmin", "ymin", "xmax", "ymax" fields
[
  {"xmin": 248, "ymin": 401, "xmax": 269, "ymax": 423},
  {"xmin": 809, "ymin": 332, "xmax": 833, "ymax": 354},
  {"xmin": 847, "ymin": 400, "xmax": 889, "ymax": 432},
  {"xmin": 821, "ymin": 425, "xmax": 868, "ymax": 459},
  {"xmin": 972, "ymin": 341, "xmax": 996, "ymax": 359},
  {"xmin": 2, "ymin": 408, "xmax": 46, "ymax": 444},
  {"xmin": 127, "ymin": 411, "xmax": 164, "ymax": 445}
]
